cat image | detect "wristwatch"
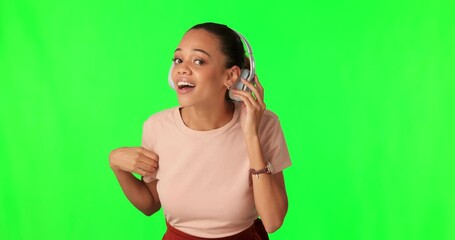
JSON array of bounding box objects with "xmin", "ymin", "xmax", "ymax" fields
[{"xmin": 249, "ymin": 162, "xmax": 273, "ymax": 178}]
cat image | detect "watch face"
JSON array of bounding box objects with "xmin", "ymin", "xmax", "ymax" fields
[{"xmin": 267, "ymin": 162, "xmax": 273, "ymax": 174}]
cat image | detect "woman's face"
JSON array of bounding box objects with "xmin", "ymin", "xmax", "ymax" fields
[{"xmin": 171, "ymin": 29, "xmax": 235, "ymax": 107}]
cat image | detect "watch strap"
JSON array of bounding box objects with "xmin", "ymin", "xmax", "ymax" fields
[{"xmin": 249, "ymin": 162, "xmax": 272, "ymax": 178}]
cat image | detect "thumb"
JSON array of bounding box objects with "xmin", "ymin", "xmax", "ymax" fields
[{"xmin": 143, "ymin": 175, "xmax": 156, "ymax": 183}]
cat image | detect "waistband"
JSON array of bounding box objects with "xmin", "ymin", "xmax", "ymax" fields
[{"xmin": 163, "ymin": 219, "xmax": 268, "ymax": 240}]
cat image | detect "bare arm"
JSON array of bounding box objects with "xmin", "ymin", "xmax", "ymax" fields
[
  {"xmin": 109, "ymin": 147, "xmax": 161, "ymax": 216},
  {"xmin": 246, "ymin": 136, "xmax": 288, "ymax": 233},
  {"xmin": 231, "ymin": 76, "xmax": 289, "ymax": 233}
]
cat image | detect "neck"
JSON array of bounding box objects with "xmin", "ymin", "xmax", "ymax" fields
[{"xmin": 180, "ymin": 101, "xmax": 234, "ymax": 131}]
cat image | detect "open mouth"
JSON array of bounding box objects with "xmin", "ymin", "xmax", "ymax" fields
[{"xmin": 177, "ymin": 81, "xmax": 196, "ymax": 90}]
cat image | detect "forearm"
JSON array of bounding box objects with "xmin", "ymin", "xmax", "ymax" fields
[
  {"xmin": 246, "ymin": 135, "xmax": 288, "ymax": 233},
  {"xmin": 112, "ymin": 168, "xmax": 160, "ymax": 216}
]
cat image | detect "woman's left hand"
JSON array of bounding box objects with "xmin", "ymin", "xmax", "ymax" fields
[{"xmin": 231, "ymin": 75, "xmax": 266, "ymax": 136}]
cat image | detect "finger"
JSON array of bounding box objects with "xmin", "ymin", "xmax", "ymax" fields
[
  {"xmin": 255, "ymin": 75, "xmax": 264, "ymax": 93},
  {"xmin": 240, "ymin": 78, "xmax": 257, "ymax": 97},
  {"xmin": 241, "ymin": 78, "xmax": 264, "ymax": 105},
  {"xmin": 140, "ymin": 147, "xmax": 159, "ymax": 160},
  {"xmin": 134, "ymin": 161, "xmax": 157, "ymax": 175},
  {"xmin": 134, "ymin": 167, "xmax": 151, "ymax": 177},
  {"xmin": 142, "ymin": 176, "xmax": 156, "ymax": 183},
  {"xmin": 139, "ymin": 149, "xmax": 159, "ymax": 167},
  {"xmin": 232, "ymin": 84, "xmax": 260, "ymax": 109},
  {"xmin": 231, "ymin": 89, "xmax": 256, "ymax": 110},
  {"xmin": 250, "ymin": 80, "xmax": 266, "ymax": 110},
  {"xmin": 254, "ymin": 76, "xmax": 265, "ymax": 105},
  {"xmin": 250, "ymin": 76, "xmax": 266, "ymax": 109},
  {"xmin": 243, "ymin": 75, "xmax": 261, "ymax": 92},
  {"xmin": 138, "ymin": 154, "xmax": 159, "ymax": 168}
]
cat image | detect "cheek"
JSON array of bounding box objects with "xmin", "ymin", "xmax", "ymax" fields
[
  {"xmin": 197, "ymin": 70, "xmax": 217, "ymax": 85},
  {"xmin": 207, "ymin": 68, "xmax": 227, "ymax": 84}
]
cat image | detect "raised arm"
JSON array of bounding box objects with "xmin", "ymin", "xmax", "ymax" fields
[{"xmin": 230, "ymin": 76, "xmax": 289, "ymax": 233}]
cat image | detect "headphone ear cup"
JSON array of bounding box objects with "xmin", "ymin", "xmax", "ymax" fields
[
  {"xmin": 228, "ymin": 69, "xmax": 251, "ymax": 101},
  {"xmin": 168, "ymin": 63, "xmax": 175, "ymax": 89},
  {"xmin": 240, "ymin": 69, "xmax": 251, "ymax": 82}
]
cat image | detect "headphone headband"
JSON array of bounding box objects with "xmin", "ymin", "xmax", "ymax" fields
[{"xmin": 233, "ymin": 30, "xmax": 255, "ymax": 81}]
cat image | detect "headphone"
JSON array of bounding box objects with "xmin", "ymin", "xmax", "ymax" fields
[{"xmin": 168, "ymin": 30, "xmax": 256, "ymax": 102}]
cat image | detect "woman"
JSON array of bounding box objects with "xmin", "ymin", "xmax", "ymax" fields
[{"xmin": 109, "ymin": 22, "xmax": 291, "ymax": 239}]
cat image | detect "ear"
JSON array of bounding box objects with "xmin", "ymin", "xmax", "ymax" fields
[{"xmin": 224, "ymin": 65, "xmax": 241, "ymax": 88}]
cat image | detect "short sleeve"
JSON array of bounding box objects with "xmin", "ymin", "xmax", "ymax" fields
[
  {"xmin": 259, "ymin": 111, "xmax": 292, "ymax": 174},
  {"xmin": 141, "ymin": 118, "xmax": 157, "ymax": 183}
]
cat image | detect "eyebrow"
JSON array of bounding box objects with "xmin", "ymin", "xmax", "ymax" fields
[{"xmin": 175, "ymin": 48, "xmax": 211, "ymax": 58}]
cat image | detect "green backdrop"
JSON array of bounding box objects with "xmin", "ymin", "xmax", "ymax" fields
[{"xmin": 1, "ymin": 0, "xmax": 454, "ymax": 239}]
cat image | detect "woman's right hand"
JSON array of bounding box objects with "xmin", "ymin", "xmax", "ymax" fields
[{"xmin": 109, "ymin": 147, "xmax": 159, "ymax": 178}]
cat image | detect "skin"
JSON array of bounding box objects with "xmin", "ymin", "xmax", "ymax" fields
[{"xmin": 109, "ymin": 28, "xmax": 288, "ymax": 233}]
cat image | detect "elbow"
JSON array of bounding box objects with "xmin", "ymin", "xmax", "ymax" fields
[
  {"xmin": 140, "ymin": 204, "xmax": 161, "ymax": 217},
  {"xmin": 142, "ymin": 211, "xmax": 152, "ymax": 216},
  {"xmin": 263, "ymin": 218, "xmax": 284, "ymax": 233},
  {"xmin": 141, "ymin": 207, "xmax": 154, "ymax": 216},
  {"xmin": 262, "ymin": 207, "xmax": 287, "ymax": 233}
]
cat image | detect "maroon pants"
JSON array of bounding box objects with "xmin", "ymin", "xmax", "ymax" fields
[{"xmin": 163, "ymin": 219, "xmax": 269, "ymax": 240}]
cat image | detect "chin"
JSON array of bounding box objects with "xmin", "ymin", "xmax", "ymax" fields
[
  {"xmin": 177, "ymin": 96, "xmax": 196, "ymax": 107},
  {"xmin": 176, "ymin": 94, "xmax": 222, "ymax": 108}
]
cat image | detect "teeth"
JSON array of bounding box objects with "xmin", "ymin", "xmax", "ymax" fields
[{"xmin": 177, "ymin": 81, "xmax": 195, "ymax": 87}]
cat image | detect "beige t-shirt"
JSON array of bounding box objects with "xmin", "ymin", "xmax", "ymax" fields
[{"xmin": 142, "ymin": 103, "xmax": 291, "ymax": 238}]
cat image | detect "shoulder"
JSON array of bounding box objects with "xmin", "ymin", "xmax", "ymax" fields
[
  {"xmin": 262, "ymin": 109, "xmax": 279, "ymax": 121},
  {"xmin": 258, "ymin": 109, "xmax": 284, "ymax": 140},
  {"xmin": 259, "ymin": 109, "xmax": 280, "ymax": 129},
  {"xmin": 143, "ymin": 107, "xmax": 178, "ymax": 129}
]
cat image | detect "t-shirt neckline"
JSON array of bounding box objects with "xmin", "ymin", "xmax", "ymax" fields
[{"xmin": 173, "ymin": 103, "xmax": 240, "ymax": 138}]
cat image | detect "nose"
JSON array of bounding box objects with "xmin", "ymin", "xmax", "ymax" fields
[{"xmin": 176, "ymin": 62, "xmax": 191, "ymax": 75}]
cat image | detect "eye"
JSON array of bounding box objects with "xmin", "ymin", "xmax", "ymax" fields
[
  {"xmin": 194, "ymin": 59, "xmax": 205, "ymax": 65},
  {"xmin": 172, "ymin": 58, "xmax": 183, "ymax": 64}
]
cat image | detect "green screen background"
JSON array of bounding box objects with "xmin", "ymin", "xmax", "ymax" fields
[{"xmin": 1, "ymin": 0, "xmax": 454, "ymax": 239}]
